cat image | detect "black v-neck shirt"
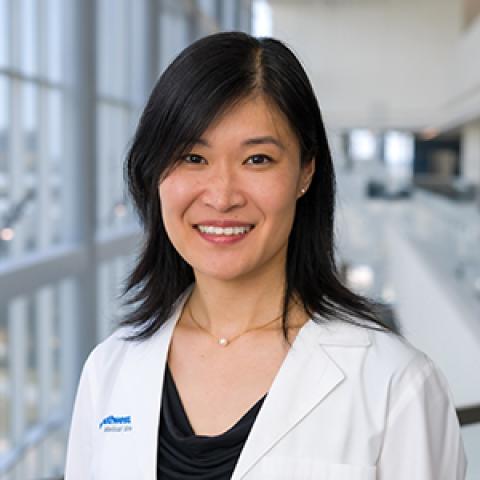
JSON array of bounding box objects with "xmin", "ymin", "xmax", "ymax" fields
[{"xmin": 157, "ymin": 364, "xmax": 267, "ymax": 479}]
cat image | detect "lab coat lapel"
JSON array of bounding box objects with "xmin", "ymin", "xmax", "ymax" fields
[
  {"xmin": 115, "ymin": 293, "xmax": 189, "ymax": 479},
  {"xmin": 231, "ymin": 319, "xmax": 371, "ymax": 480}
]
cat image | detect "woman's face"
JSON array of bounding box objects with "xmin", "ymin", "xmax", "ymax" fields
[{"xmin": 158, "ymin": 95, "xmax": 314, "ymax": 283}]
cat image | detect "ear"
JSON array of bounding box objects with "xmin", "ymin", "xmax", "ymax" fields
[{"xmin": 298, "ymin": 157, "xmax": 315, "ymax": 197}]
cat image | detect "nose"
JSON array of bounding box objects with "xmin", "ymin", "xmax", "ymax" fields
[{"xmin": 201, "ymin": 166, "xmax": 246, "ymax": 212}]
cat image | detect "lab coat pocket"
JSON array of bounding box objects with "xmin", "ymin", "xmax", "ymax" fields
[{"xmin": 258, "ymin": 456, "xmax": 376, "ymax": 480}]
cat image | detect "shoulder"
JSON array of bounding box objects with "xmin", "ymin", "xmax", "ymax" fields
[
  {"xmin": 366, "ymin": 325, "xmax": 443, "ymax": 388},
  {"xmin": 365, "ymin": 326, "xmax": 454, "ymax": 411},
  {"xmin": 309, "ymin": 318, "xmax": 457, "ymax": 425},
  {"xmin": 85, "ymin": 327, "xmax": 134, "ymax": 367},
  {"xmin": 77, "ymin": 327, "xmax": 139, "ymax": 393},
  {"xmin": 308, "ymin": 318, "xmax": 447, "ymax": 397},
  {"xmin": 81, "ymin": 321, "xmax": 171, "ymax": 382},
  {"xmin": 366, "ymin": 325, "xmax": 431, "ymax": 372},
  {"xmin": 82, "ymin": 288, "xmax": 191, "ymax": 379}
]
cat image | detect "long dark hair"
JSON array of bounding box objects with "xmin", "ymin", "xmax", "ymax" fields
[{"xmin": 122, "ymin": 31, "xmax": 396, "ymax": 342}]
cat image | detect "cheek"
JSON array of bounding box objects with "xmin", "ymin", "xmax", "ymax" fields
[
  {"xmin": 158, "ymin": 176, "xmax": 194, "ymax": 230},
  {"xmin": 160, "ymin": 172, "xmax": 193, "ymax": 204},
  {"xmin": 258, "ymin": 171, "xmax": 300, "ymax": 212},
  {"xmin": 251, "ymin": 174, "xmax": 299, "ymax": 235}
]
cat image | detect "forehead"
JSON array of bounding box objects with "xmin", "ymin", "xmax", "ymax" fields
[{"xmin": 200, "ymin": 95, "xmax": 298, "ymax": 147}]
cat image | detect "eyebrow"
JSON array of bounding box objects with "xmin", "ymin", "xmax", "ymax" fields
[
  {"xmin": 243, "ymin": 136, "xmax": 286, "ymax": 150},
  {"xmin": 193, "ymin": 136, "xmax": 286, "ymax": 151}
]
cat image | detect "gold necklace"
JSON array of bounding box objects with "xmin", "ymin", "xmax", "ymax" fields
[{"xmin": 187, "ymin": 303, "xmax": 284, "ymax": 347}]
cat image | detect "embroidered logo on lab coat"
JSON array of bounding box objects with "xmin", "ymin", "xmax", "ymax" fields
[{"xmin": 99, "ymin": 415, "xmax": 133, "ymax": 432}]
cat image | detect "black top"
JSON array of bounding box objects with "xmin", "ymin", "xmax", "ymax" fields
[{"xmin": 157, "ymin": 364, "xmax": 267, "ymax": 480}]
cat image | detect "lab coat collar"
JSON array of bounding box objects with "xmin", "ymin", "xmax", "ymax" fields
[
  {"xmin": 306, "ymin": 315, "xmax": 372, "ymax": 347},
  {"xmin": 116, "ymin": 291, "xmax": 371, "ymax": 479},
  {"xmin": 231, "ymin": 317, "xmax": 371, "ymax": 479}
]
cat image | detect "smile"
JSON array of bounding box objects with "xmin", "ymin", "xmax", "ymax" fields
[{"xmin": 195, "ymin": 225, "xmax": 254, "ymax": 236}]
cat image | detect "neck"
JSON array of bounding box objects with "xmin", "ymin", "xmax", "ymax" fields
[{"xmin": 187, "ymin": 267, "xmax": 288, "ymax": 339}]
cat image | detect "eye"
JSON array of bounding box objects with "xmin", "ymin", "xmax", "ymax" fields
[
  {"xmin": 182, "ymin": 154, "xmax": 206, "ymax": 164},
  {"xmin": 245, "ymin": 154, "xmax": 272, "ymax": 165}
]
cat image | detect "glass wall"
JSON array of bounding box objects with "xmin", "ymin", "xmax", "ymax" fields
[
  {"xmin": 0, "ymin": 279, "xmax": 74, "ymax": 479},
  {"xmin": 0, "ymin": 1, "xmax": 253, "ymax": 478},
  {"xmin": 0, "ymin": 0, "xmax": 66, "ymax": 261},
  {"xmin": 96, "ymin": 0, "xmax": 148, "ymax": 235}
]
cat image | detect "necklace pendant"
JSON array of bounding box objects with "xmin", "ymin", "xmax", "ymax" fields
[{"xmin": 218, "ymin": 337, "xmax": 229, "ymax": 346}]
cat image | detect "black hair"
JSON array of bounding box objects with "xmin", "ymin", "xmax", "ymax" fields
[{"xmin": 122, "ymin": 31, "xmax": 397, "ymax": 342}]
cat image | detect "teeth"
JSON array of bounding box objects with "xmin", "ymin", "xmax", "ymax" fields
[{"xmin": 197, "ymin": 225, "xmax": 252, "ymax": 235}]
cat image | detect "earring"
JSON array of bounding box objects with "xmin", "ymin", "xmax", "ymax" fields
[{"xmin": 300, "ymin": 187, "xmax": 307, "ymax": 195}]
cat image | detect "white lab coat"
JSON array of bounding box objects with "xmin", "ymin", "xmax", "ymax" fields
[{"xmin": 65, "ymin": 292, "xmax": 467, "ymax": 479}]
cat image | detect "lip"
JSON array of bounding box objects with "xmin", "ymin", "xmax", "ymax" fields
[
  {"xmin": 193, "ymin": 220, "xmax": 255, "ymax": 245},
  {"xmin": 193, "ymin": 220, "xmax": 255, "ymax": 228}
]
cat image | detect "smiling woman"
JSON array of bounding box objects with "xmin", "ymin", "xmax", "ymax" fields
[
  {"xmin": 159, "ymin": 96, "xmax": 312, "ymax": 285},
  {"xmin": 65, "ymin": 32, "xmax": 467, "ymax": 480}
]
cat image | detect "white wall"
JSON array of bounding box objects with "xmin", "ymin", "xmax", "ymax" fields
[
  {"xmin": 444, "ymin": 16, "xmax": 480, "ymax": 128},
  {"xmin": 456, "ymin": 15, "xmax": 480, "ymax": 96},
  {"xmin": 271, "ymin": 0, "xmax": 480, "ymax": 131},
  {"xmin": 271, "ymin": 0, "xmax": 461, "ymax": 130},
  {"xmin": 461, "ymin": 120, "xmax": 480, "ymax": 185}
]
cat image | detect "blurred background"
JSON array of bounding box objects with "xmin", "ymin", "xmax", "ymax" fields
[{"xmin": 0, "ymin": 0, "xmax": 479, "ymax": 478}]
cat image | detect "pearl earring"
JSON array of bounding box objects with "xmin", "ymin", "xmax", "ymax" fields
[{"xmin": 300, "ymin": 187, "xmax": 306, "ymax": 194}]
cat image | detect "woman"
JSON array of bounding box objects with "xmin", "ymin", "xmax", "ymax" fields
[{"xmin": 65, "ymin": 32, "xmax": 467, "ymax": 479}]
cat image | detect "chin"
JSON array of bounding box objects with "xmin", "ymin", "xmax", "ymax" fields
[
  {"xmin": 193, "ymin": 262, "xmax": 259, "ymax": 283},
  {"xmin": 197, "ymin": 269, "xmax": 250, "ymax": 283}
]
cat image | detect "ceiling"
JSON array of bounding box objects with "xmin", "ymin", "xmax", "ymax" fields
[{"xmin": 268, "ymin": 0, "xmax": 391, "ymax": 4}]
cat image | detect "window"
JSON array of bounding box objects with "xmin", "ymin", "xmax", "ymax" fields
[
  {"xmin": 384, "ymin": 131, "xmax": 414, "ymax": 167},
  {"xmin": 0, "ymin": 0, "xmax": 66, "ymax": 261},
  {"xmin": 96, "ymin": 0, "xmax": 148, "ymax": 235},
  {"xmin": 349, "ymin": 129, "xmax": 378, "ymax": 162},
  {"xmin": 0, "ymin": 1, "xmax": 253, "ymax": 476},
  {"xmin": 159, "ymin": 0, "xmax": 195, "ymax": 73},
  {"xmin": 2, "ymin": 279, "xmax": 71, "ymax": 478}
]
